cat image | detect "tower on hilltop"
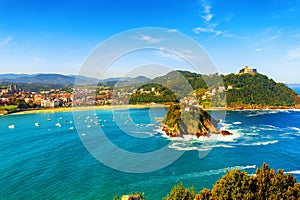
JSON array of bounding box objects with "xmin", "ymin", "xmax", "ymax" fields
[{"xmin": 238, "ymin": 66, "xmax": 257, "ymax": 75}]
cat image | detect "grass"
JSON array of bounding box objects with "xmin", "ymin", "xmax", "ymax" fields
[{"xmin": 0, "ymin": 105, "xmax": 17, "ymax": 112}]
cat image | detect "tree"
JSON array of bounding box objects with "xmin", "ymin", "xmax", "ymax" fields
[
  {"xmin": 164, "ymin": 163, "xmax": 300, "ymax": 200},
  {"xmin": 195, "ymin": 188, "xmax": 213, "ymax": 200},
  {"xmin": 211, "ymin": 169, "xmax": 254, "ymax": 199},
  {"xmin": 163, "ymin": 182, "xmax": 195, "ymax": 200}
]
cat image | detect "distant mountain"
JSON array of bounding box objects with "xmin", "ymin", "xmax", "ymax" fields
[
  {"xmin": 0, "ymin": 74, "xmax": 32, "ymax": 79},
  {"xmin": 288, "ymin": 83, "xmax": 300, "ymax": 88},
  {"xmin": 288, "ymin": 84, "xmax": 300, "ymax": 95},
  {"xmin": 0, "ymin": 73, "xmax": 150, "ymax": 85}
]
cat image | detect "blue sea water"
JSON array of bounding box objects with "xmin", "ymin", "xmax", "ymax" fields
[
  {"xmin": 293, "ymin": 87, "xmax": 300, "ymax": 95},
  {"xmin": 1, "ymin": 108, "xmax": 300, "ymax": 199}
]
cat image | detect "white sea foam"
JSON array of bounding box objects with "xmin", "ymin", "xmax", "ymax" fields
[
  {"xmin": 233, "ymin": 121, "xmax": 242, "ymax": 125},
  {"xmin": 247, "ymin": 110, "xmax": 279, "ymax": 117},
  {"xmin": 289, "ymin": 127, "xmax": 300, "ymax": 132},
  {"xmin": 168, "ymin": 143, "xmax": 200, "ymax": 151},
  {"xmin": 176, "ymin": 165, "xmax": 256, "ymax": 180},
  {"xmin": 241, "ymin": 140, "xmax": 279, "ymax": 146},
  {"xmin": 212, "ymin": 144, "xmax": 235, "ymax": 148},
  {"xmin": 286, "ymin": 170, "xmax": 300, "ymax": 174}
]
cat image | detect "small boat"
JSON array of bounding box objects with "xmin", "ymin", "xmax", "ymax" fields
[
  {"xmin": 8, "ymin": 125, "xmax": 15, "ymax": 129},
  {"xmin": 69, "ymin": 127, "xmax": 74, "ymax": 130},
  {"xmin": 81, "ymin": 133, "xmax": 87, "ymax": 137},
  {"xmin": 47, "ymin": 114, "xmax": 51, "ymax": 121},
  {"xmin": 87, "ymin": 125, "xmax": 91, "ymax": 128},
  {"xmin": 35, "ymin": 122, "xmax": 40, "ymax": 127},
  {"xmin": 55, "ymin": 123, "xmax": 61, "ymax": 127}
]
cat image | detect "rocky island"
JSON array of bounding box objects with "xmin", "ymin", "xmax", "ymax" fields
[{"xmin": 162, "ymin": 103, "xmax": 232, "ymax": 138}]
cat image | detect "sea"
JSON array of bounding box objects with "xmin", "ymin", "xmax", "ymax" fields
[{"xmin": 1, "ymin": 107, "xmax": 300, "ymax": 199}]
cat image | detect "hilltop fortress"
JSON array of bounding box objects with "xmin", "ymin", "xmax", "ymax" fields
[{"xmin": 238, "ymin": 66, "xmax": 258, "ymax": 75}]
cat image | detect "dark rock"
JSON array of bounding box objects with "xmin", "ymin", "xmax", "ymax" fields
[{"xmin": 221, "ymin": 130, "xmax": 233, "ymax": 136}]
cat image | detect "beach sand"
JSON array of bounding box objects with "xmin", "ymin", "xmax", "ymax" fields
[{"xmin": 12, "ymin": 104, "xmax": 170, "ymax": 115}]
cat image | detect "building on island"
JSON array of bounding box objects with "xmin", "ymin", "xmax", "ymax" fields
[{"xmin": 238, "ymin": 66, "xmax": 257, "ymax": 75}]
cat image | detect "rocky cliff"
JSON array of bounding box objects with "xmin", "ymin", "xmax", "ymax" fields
[{"xmin": 162, "ymin": 104, "xmax": 232, "ymax": 137}]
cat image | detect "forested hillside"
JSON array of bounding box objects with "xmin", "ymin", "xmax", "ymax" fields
[
  {"xmin": 223, "ymin": 73, "xmax": 300, "ymax": 108},
  {"xmin": 129, "ymin": 70, "xmax": 300, "ymax": 108}
]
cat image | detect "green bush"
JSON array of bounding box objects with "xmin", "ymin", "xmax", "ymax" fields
[{"xmin": 164, "ymin": 163, "xmax": 300, "ymax": 200}]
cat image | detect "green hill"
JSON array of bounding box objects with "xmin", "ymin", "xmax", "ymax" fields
[
  {"xmin": 224, "ymin": 73, "xmax": 300, "ymax": 108},
  {"xmin": 129, "ymin": 70, "xmax": 300, "ymax": 109}
]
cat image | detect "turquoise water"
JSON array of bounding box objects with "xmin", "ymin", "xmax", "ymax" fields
[
  {"xmin": 1, "ymin": 108, "xmax": 300, "ymax": 199},
  {"xmin": 293, "ymin": 87, "xmax": 300, "ymax": 95}
]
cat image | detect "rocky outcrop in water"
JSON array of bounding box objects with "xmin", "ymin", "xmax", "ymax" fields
[{"xmin": 162, "ymin": 104, "xmax": 232, "ymax": 137}]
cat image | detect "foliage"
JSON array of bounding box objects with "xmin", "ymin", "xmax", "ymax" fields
[
  {"xmin": 164, "ymin": 163, "xmax": 300, "ymax": 200},
  {"xmin": 134, "ymin": 70, "xmax": 299, "ymax": 108},
  {"xmin": 194, "ymin": 188, "xmax": 213, "ymax": 200},
  {"xmin": 163, "ymin": 104, "xmax": 181, "ymax": 128},
  {"xmin": 223, "ymin": 73, "xmax": 299, "ymax": 107},
  {"xmin": 130, "ymin": 83, "xmax": 177, "ymax": 104},
  {"xmin": 163, "ymin": 182, "xmax": 195, "ymax": 200},
  {"xmin": 0, "ymin": 105, "xmax": 17, "ymax": 112},
  {"xmin": 113, "ymin": 192, "xmax": 146, "ymax": 200}
]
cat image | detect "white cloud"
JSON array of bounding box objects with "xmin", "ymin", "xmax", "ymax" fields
[
  {"xmin": 193, "ymin": 24, "xmax": 223, "ymax": 36},
  {"xmin": 193, "ymin": 1, "xmax": 224, "ymax": 37},
  {"xmin": 156, "ymin": 48, "xmax": 195, "ymax": 60},
  {"xmin": 136, "ymin": 35, "xmax": 162, "ymax": 44},
  {"xmin": 255, "ymin": 48, "xmax": 262, "ymax": 52},
  {"xmin": 260, "ymin": 28, "xmax": 284, "ymax": 44},
  {"xmin": 0, "ymin": 36, "xmax": 12, "ymax": 46},
  {"xmin": 168, "ymin": 29, "xmax": 178, "ymax": 33},
  {"xmin": 287, "ymin": 48, "xmax": 300, "ymax": 60},
  {"xmin": 202, "ymin": 5, "xmax": 213, "ymax": 22}
]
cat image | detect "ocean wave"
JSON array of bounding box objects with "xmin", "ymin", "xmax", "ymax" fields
[
  {"xmin": 240, "ymin": 140, "xmax": 279, "ymax": 146},
  {"xmin": 289, "ymin": 127, "xmax": 300, "ymax": 132},
  {"xmin": 168, "ymin": 143, "xmax": 200, "ymax": 151},
  {"xmin": 212, "ymin": 144, "xmax": 235, "ymax": 148},
  {"xmin": 168, "ymin": 140, "xmax": 236, "ymax": 151},
  {"xmin": 247, "ymin": 110, "xmax": 279, "ymax": 117},
  {"xmin": 177, "ymin": 165, "xmax": 256, "ymax": 180},
  {"xmin": 233, "ymin": 121, "xmax": 242, "ymax": 125},
  {"xmin": 286, "ymin": 170, "xmax": 300, "ymax": 174}
]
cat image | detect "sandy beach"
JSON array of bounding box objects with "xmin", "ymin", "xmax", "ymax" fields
[{"xmin": 10, "ymin": 104, "xmax": 170, "ymax": 115}]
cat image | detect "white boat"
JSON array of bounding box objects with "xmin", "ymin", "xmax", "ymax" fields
[
  {"xmin": 35, "ymin": 122, "xmax": 40, "ymax": 127},
  {"xmin": 69, "ymin": 127, "xmax": 74, "ymax": 130},
  {"xmin": 87, "ymin": 125, "xmax": 91, "ymax": 128},
  {"xmin": 8, "ymin": 125, "xmax": 15, "ymax": 129},
  {"xmin": 81, "ymin": 133, "xmax": 87, "ymax": 137},
  {"xmin": 55, "ymin": 123, "xmax": 61, "ymax": 127},
  {"xmin": 47, "ymin": 114, "xmax": 51, "ymax": 121}
]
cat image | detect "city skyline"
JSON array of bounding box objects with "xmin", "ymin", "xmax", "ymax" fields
[{"xmin": 0, "ymin": 0, "xmax": 300, "ymax": 83}]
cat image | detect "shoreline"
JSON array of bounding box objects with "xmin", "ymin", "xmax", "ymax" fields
[
  {"xmin": 4, "ymin": 104, "xmax": 169, "ymax": 115},
  {"xmin": 1, "ymin": 104, "xmax": 299, "ymax": 116}
]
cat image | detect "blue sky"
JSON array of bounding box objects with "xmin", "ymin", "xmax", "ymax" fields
[{"xmin": 0, "ymin": 0, "xmax": 300, "ymax": 83}]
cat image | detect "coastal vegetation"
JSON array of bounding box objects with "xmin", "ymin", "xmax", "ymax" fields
[
  {"xmin": 162, "ymin": 103, "xmax": 231, "ymax": 137},
  {"xmin": 130, "ymin": 83, "xmax": 177, "ymax": 104},
  {"xmin": 114, "ymin": 163, "xmax": 300, "ymax": 199},
  {"xmin": 163, "ymin": 163, "xmax": 300, "ymax": 200},
  {"xmin": 223, "ymin": 73, "xmax": 300, "ymax": 108},
  {"xmin": 129, "ymin": 70, "xmax": 300, "ymax": 109}
]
